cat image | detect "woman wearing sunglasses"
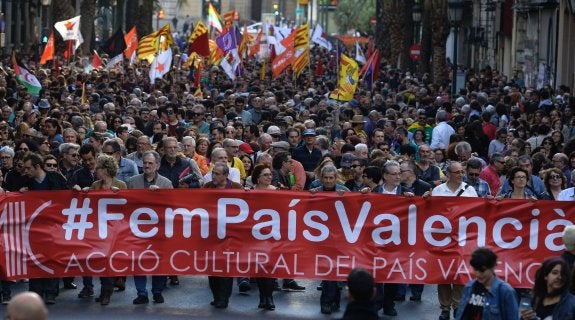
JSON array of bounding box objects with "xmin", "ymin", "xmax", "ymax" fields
[{"xmin": 539, "ymin": 168, "xmax": 567, "ymax": 200}]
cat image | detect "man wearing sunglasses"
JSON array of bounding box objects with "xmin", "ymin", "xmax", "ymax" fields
[
  {"xmin": 464, "ymin": 159, "xmax": 491, "ymax": 198},
  {"xmin": 58, "ymin": 143, "xmax": 82, "ymax": 181}
]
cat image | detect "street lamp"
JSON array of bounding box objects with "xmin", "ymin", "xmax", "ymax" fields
[
  {"xmin": 448, "ymin": 0, "xmax": 464, "ymax": 100},
  {"xmin": 412, "ymin": 2, "xmax": 421, "ymax": 44}
]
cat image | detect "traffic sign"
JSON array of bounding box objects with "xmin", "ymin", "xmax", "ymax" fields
[{"xmin": 409, "ymin": 43, "xmax": 422, "ymax": 61}]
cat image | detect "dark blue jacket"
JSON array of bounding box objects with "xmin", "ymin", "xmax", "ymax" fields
[{"xmin": 455, "ymin": 276, "xmax": 518, "ymax": 320}]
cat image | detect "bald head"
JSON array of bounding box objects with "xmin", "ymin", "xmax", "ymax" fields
[{"xmin": 7, "ymin": 292, "xmax": 48, "ymax": 320}]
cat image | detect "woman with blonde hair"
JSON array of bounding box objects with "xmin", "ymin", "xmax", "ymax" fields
[{"xmin": 83, "ymin": 154, "xmax": 126, "ymax": 305}]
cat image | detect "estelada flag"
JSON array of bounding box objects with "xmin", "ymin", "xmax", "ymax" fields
[
  {"xmin": 54, "ymin": 15, "xmax": 81, "ymax": 41},
  {"xmin": 124, "ymin": 26, "xmax": 138, "ymax": 59},
  {"xmin": 13, "ymin": 53, "xmax": 42, "ymax": 95},
  {"xmin": 149, "ymin": 47, "xmax": 173, "ymax": 84},
  {"xmin": 137, "ymin": 24, "xmax": 173, "ymax": 63},
  {"xmin": 329, "ymin": 54, "xmax": 358, "ymax": 101},
  {"xmin": 39, "ymin": 31, "xmax": 55, "ymax": 65},
  {"xmin": 188, "ymin": 21, "xmax": 210, "ymax": 57}
]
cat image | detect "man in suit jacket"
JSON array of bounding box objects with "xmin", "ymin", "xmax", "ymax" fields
[{"xmin": 126, "ymin": 151, "xmax": 172, "ymax": 304}]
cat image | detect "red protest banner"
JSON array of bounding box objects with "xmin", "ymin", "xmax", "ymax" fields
[{"xmin": 0, "ymin": 189, "xmax": 572, "ymax": 288}]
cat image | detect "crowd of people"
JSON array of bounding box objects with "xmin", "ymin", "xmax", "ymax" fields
[{"xmin": 1, "ymin": 45, "xmax": 575, "ymax": 318}]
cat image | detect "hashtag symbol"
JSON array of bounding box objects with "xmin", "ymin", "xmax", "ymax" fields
[{"xmin": 62, "ymin": 198, "xmax": 94, "ymax": 240}]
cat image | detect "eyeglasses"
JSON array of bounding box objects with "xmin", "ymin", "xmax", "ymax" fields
[
  {"xmin": 44, "ymin": 163, "xmax": 58, "ymax": 168},
  {"xmin": 549, "ymin": 174, "xmax": 562, "ymax": 180},
  {"xmin": 449, "ymin": 170, "xmax": 466, "ymax": 175},
  {"xmin": 192, "ymin": 112, "xmax": 202, "ymax": 116},
  {"xmin": 0, "ymin": 156, "xmax": 11, "ymax": 160}
]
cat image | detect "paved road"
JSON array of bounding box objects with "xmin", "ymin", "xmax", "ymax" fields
[{"xmin": 2, "ymin": 277, "xmax": 444, "ymax": 319}]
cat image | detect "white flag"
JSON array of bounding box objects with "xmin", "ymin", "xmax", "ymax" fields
[
  {"xmin": 355, "ymin": 41, "xmax": 366, "ymax": 65},
  {"xmin": 311, "ymin": 24, "xmax": 332, "ymax": 51},
  {"xmin": 54, "ymin": 16, "xmax": 82, "ymax": 41},
  {"xmin": 149, "ymin": 47, "xmax": 173, "ymax": 84},
  {"xmin": 220, "ymin": 48, "xmax": 241, "ymax": 81}
]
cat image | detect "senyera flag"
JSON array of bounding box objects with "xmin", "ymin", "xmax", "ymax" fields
[{"xmin": 13, "ymin": 53, "xmax": 42, "ymax": 95}]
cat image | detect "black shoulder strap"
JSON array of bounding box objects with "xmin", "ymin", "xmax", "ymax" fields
[{"xmin": 456, "ymin": 184, "xmax": 469, "ymax": 197}]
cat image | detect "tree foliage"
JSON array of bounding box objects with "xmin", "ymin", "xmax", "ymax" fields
[{"xmin": 334, "ymin": 0, "xmax": 374, "ymax": 35}]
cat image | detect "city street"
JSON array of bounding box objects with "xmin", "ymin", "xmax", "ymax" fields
[{"xmin": 2, "ymin": 277, "xmax": 443, "ymax": 319}]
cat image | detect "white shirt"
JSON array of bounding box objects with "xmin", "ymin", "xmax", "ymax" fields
[
  {"xmin": 557, "ymin": 187, "xmax": 575, "ymax": 201},
  {"xmin": 430, "ymin": 121, "xmax": 455, "ymax": 150},
  {"xmin": 203, "ymin": 167, "xmax": 241, "ymax": 184},
  {"xmin": 432, "ymin": 182, "xmax": 478, "ymax": 197}
]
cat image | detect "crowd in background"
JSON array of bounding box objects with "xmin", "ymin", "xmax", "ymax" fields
[{"xmin": 1, "ymin": 45, "xmax": 575, "ymax": 319}]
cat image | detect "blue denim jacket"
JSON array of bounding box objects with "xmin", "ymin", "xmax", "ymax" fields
[
  {"xmin": 455, "ymin": 276, "xmax": 518, "ymax": 320},
  {"xmin": 541, "ymin": 292, "xmax": 575, "ymax": 320}
]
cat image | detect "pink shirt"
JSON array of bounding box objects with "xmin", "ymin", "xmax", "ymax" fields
[{"xmin": 480, "ymin": 165, "xmax": 501, "ymax": 195}]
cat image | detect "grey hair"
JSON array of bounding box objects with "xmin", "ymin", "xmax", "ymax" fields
[
  {"xmin": 455, "ymin": 141, "xmax": 472, "ymax": 155},
  {"xmin": 320, "ymin": 164, "xmax": 338, "ymax": 177},
  {"xmin": 182, "ymin": 136, "xmax": 196, "ymax": 147},
  {"xmin": 59, "ymin": 143, "xmax": 80, "ymax": 155},
  {"xmin": 142, "ymin": 151, "xmax": 161, "ymax": 164},
  {"xmin": 355, "ymin": 143, "xmax": 368, "ymax": 153},
  {"xmin": 211, "ymin": 147, "xmax": 226, "ymax": 160},
  {"xmin": 0, "ymin": 146, "xmax": 14, "ymax": 158},
  {"xmin": 383, "ymin": 160, "xmax": 400, "ymax": 174},
  {"xmin": 213, "ymin": 162, "xmax": 229, "ymax": 175}
]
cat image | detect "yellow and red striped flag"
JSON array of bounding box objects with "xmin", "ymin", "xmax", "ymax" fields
[
  {"xmin": 137, "ymin": 24, "xmax": 173, "ymax": 63},
  {"xmin": 223, "ymin": 11, "xmax": 235, "ymax": 31},
  {"xmin": 293, "ymin": 24, "xmax": 310, "ymax": 77}
]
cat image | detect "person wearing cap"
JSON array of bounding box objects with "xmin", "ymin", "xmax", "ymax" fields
[
  {"xmin": 338, "ymin": 153, "xmax": 355, "ymax": 182},
  {"xmin": 350, "ymin": 115, "xmax": 367, "ymax": 140},
  {"xmin": 291, "ymin": 129, "xmax": 322, "ymax": 189},
  {"xmin": 408, "ymin": 110, "xmax": 433, "ymax": 143},
  {"xmin": 266, "ymin": 125, "xmax": 282, "ymax": 142}
]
